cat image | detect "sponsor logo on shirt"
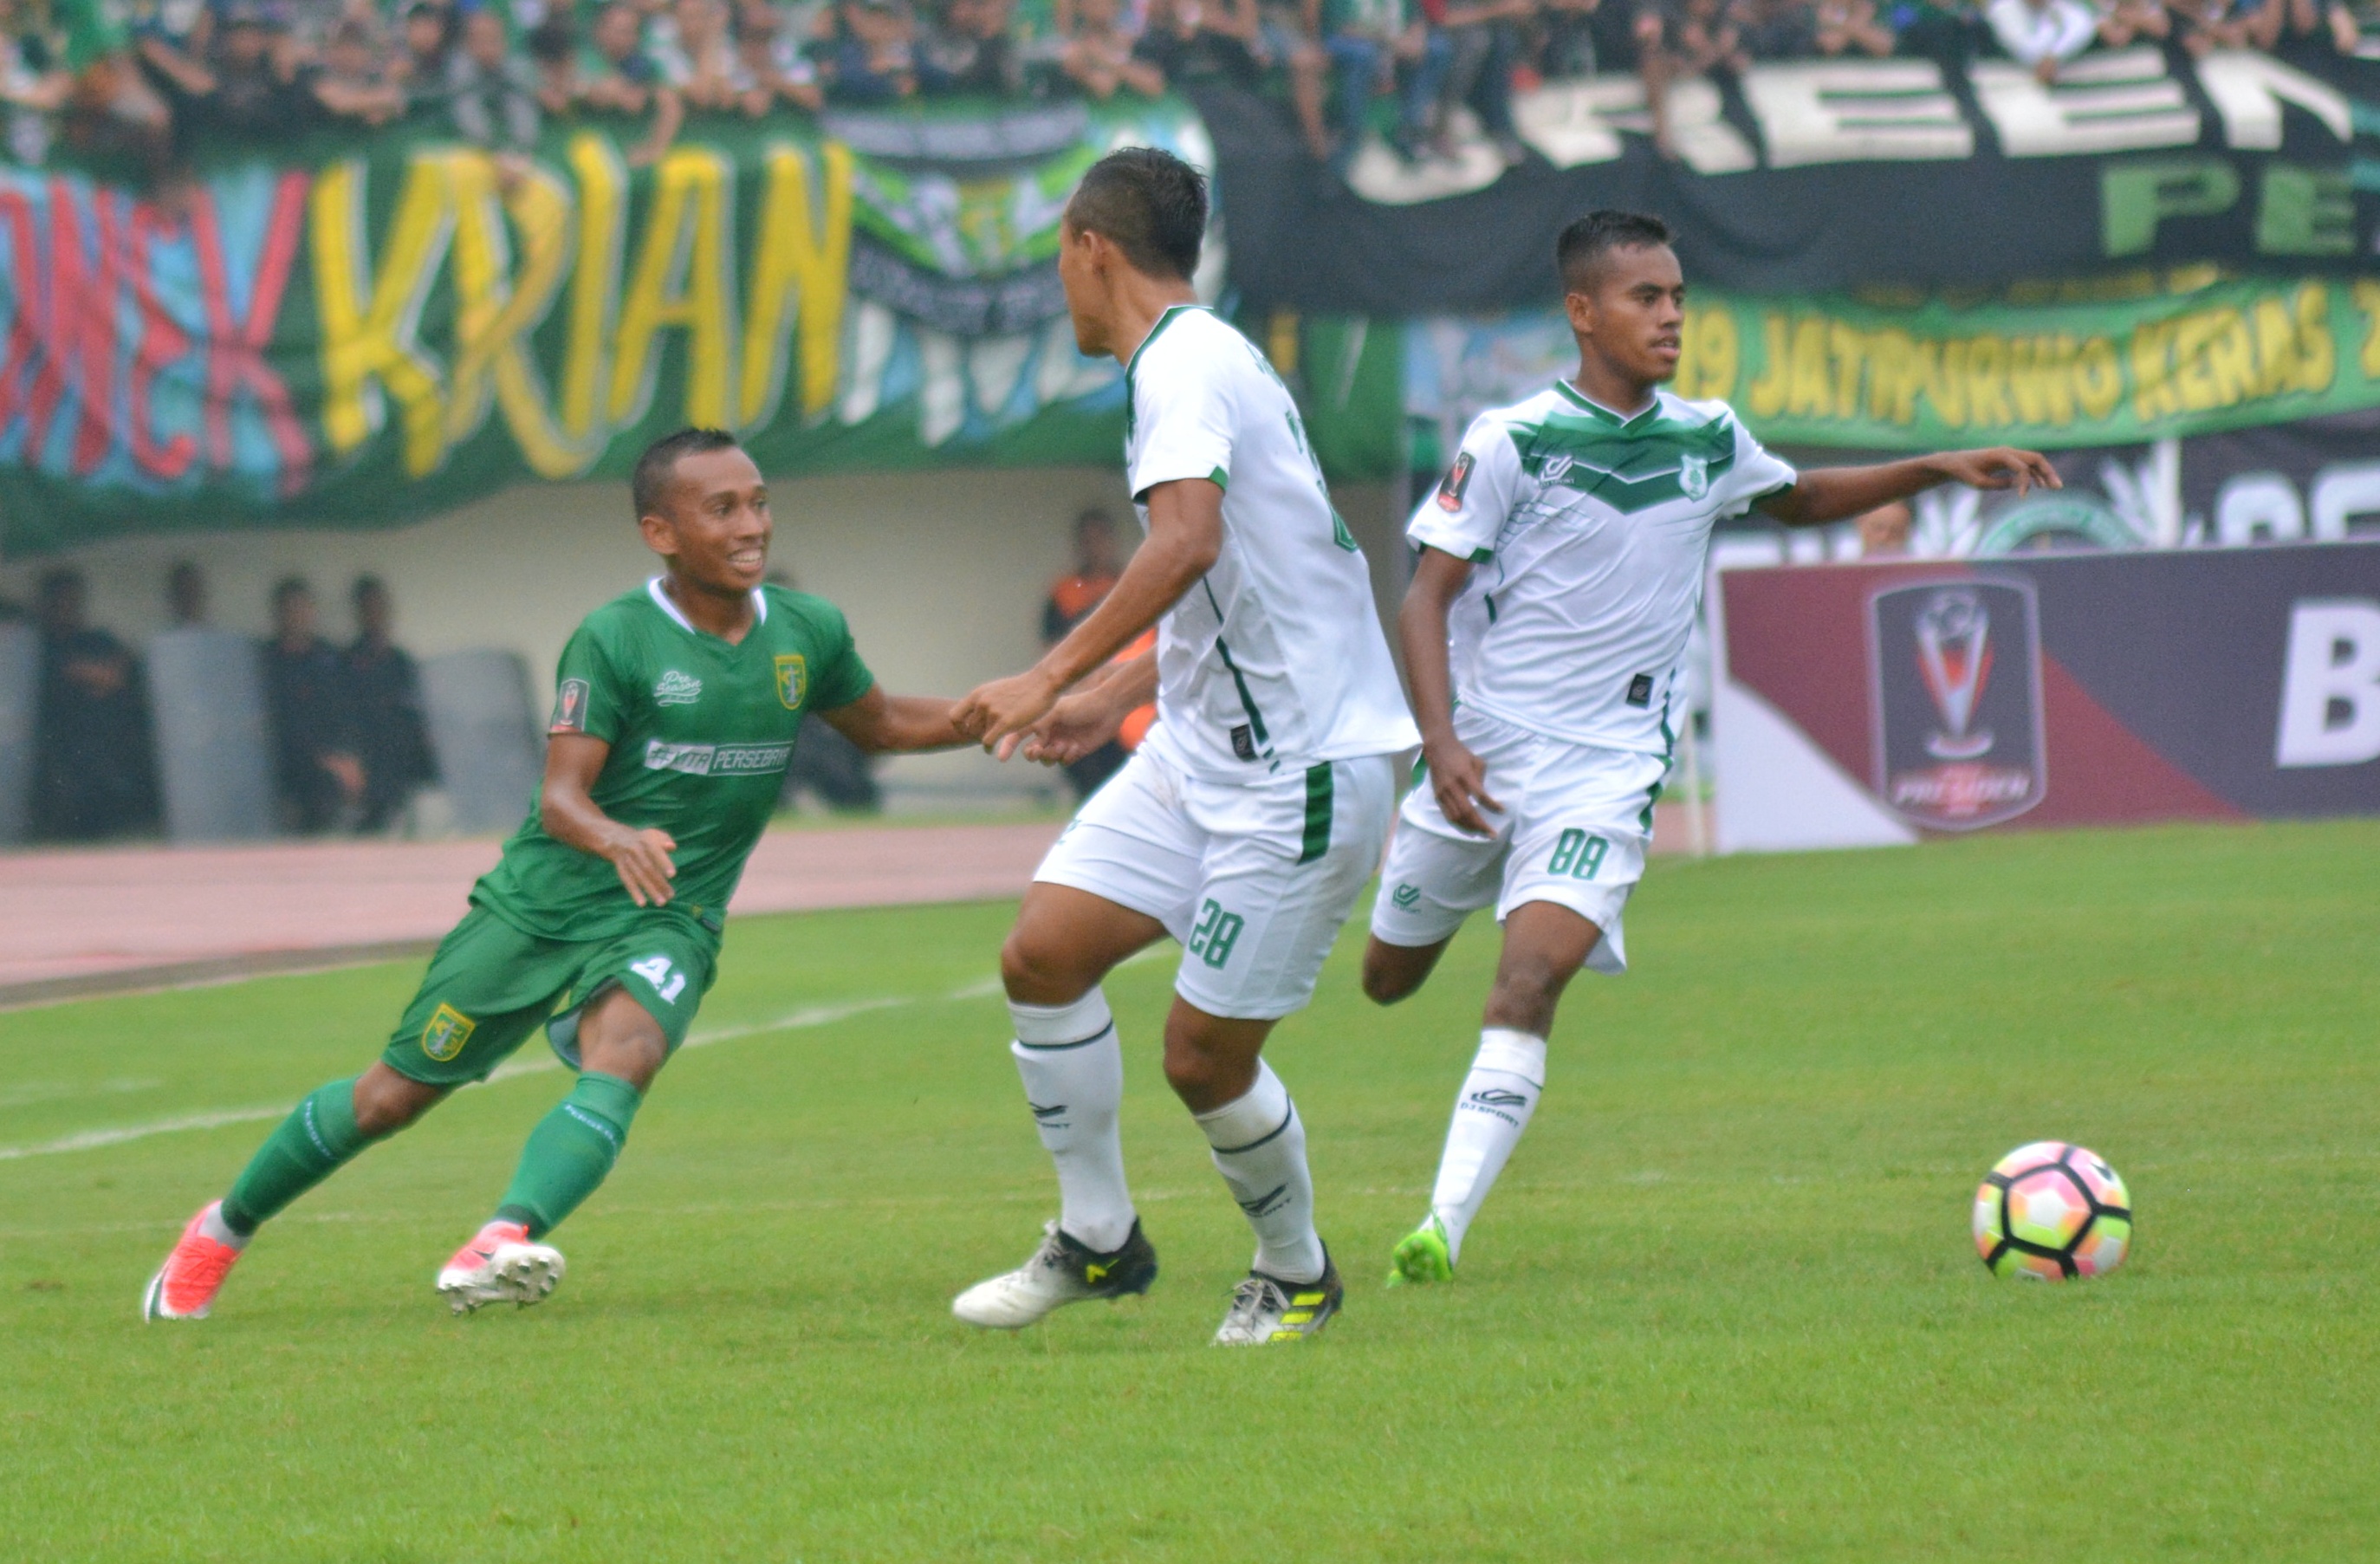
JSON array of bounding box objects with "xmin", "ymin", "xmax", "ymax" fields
[
  {"xmin": 1540, "ymin": 454, "xmax": 1575, "ymax": 486},
  {"xmin": 642, "ymin": 739, "xmax": 795, "ymax": 776},
  {"xmin": 654, "ymin": 670, "xmax": 704, "ymax": 706},
  {"xmin": 550, "ymin": 678, "xmax": 590, "ymax": 733},
  {"xmin": 1435, "ymin": 451, "xmax": 1475, "ymax": 511}
]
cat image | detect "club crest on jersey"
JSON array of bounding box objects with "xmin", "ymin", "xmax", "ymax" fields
[
  {"xmin": 654, "ymin": 671, "xmax": 703, "ymax": 706},
  {"xmin": 422, "ymin": 1003, "xmax": 477, "ymax": 1062},
  {"xmin": 775, "ymin": 653, "xmax": 807, "ymax": 710},
  {"xmin": 1436, "ymin": 451, "xmax": 1475, "ymax": 511},
  {"xmin": 1679, "ymin": 453, "xmax": 1710, "ymax": 500}
]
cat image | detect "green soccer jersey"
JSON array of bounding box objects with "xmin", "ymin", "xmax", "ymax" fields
[{"xmin": 470, "ymin": 580, "xmax": 874, "ymax": 941}]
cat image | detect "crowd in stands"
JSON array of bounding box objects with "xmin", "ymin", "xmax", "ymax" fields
[
  {"xmin": 0, "ymin": 0, "xmax": 2367, "ymax": 180},
  {"xmin": 5, "ymin": 564, "xmax": 438, "ymax": 841}
]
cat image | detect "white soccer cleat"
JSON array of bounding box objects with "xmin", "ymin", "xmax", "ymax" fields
[
  {"xmin": 435, "ymin": 1220, "xmax": 566, "ymax": 1314},
  {"xmin": 1212, "ymin": 1251, "xmax": 1343, "ymax": 1346},
  {"xmin": 951, "ymin": 1218, "xmax": 1158, "ymax": 1329}
]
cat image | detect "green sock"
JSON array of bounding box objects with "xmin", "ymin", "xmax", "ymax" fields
[
  {"xmin": 495, "ymin": 1072, "xmax": 643, "ymax": 1239},
  {"xmin": 221, "ymin": 1078, "xmax": 381, "ymax": 1236}
]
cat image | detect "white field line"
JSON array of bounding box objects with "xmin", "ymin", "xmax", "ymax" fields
[{"xmin": 0, "ymin": 975, "xmax": 1013, "ymax": 1165}]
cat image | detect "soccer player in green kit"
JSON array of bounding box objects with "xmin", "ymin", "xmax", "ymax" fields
[{"xmin": 144, "ymin": 429, "xmax": 968, "ymax": 1320}]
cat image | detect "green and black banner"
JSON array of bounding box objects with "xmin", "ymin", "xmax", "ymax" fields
[{"xmin": 1194, "ymin": 45, "xmax": 2380, "ymax": 314}]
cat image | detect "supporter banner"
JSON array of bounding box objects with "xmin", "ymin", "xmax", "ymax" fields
[
  {"xmin": 0, "ymin": 97, "xmax": 1211, "ymax": 555},
  {"xmin": 1404, "ymin": 274, "xmax": 2380, "ymax": 458},
  {"xmin": 1193, "ymin": 45, "xmax": 2380, "ymax": 313},
  {"xmin": 1709, "ymin": 541, "xmax": 2380, "ymax": 852}
]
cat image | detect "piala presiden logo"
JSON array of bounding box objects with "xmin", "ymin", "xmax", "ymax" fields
[{"xmin": 1867, "ymin": 580, "xmax": 2046, "ymax": 831}]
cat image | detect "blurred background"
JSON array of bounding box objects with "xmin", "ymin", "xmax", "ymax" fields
[{"xmin": 0, "ymin": 0, "xmax": 2374, "ymax": 857}]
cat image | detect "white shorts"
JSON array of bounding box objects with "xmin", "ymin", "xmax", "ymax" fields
[
  {"xmin": 1034, "ymin": 745, "xmax": 1397, "ymax": 1020},
  {"xmin": 1369, "ymin": 707, "xmax": 1667, "ymax": 976}
]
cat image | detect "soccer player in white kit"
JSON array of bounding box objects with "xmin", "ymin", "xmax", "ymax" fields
[
  {"xmin": 1364, "ymin": 211, "xmax": 2060, "ymax": 1287},
  {"xmin": 950, "ymin": 149, "xmax": 1417, "ymax": 1344}
]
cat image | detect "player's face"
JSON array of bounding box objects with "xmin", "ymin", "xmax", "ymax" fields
[
  {"xmin": 1056, "ymin": 220, "xmax": 1113, "ymax": 358},
  {"xmin": 1569, "ymin": 243, "xmax": 1686, "ymax": 388},
  {"xmin": 649, "ymin": 446, "xmax": 772, "ymax": 594}
]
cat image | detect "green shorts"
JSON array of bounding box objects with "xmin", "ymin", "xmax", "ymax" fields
[{"xmin": 383, "ymin": 904, "xmax": 722, "ymax": 1087}]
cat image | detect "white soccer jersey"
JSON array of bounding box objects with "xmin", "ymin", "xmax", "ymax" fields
[
  {"xmin": 1409, "ymin": 381, "xmax": 1795, "ymax": 756},
  {"xmin": 1125, "ymin": 304, "xmax": 1417, "ymax": 781}
]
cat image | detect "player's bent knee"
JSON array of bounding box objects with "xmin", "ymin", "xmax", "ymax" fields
[
  {"xmin": 997, "ymin": 925, "xmax": 1109, "ymax": 1007},
  {"xmin": 578, "ymin": 988, "xmax": 671, "ymax": 1090},
  {"xmin": 351, "ymin": 1064, "xmax": 445, "ymax": 1137},
  {"xmin": 1360, "ymin": 936, "xmax": 1443, "ymax": 1006}
]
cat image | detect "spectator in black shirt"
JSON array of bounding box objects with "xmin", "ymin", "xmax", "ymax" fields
[
  {"xmin": 344, "ymin": 575, "xmax": 438, "ymax": 834},
  {"xmin": 30, "ymin": 568, "xmax": 159, "ymax": 841},
  {"xmin": 1132, "ymin": 0, "xmax": 1265, "ymax": 87},
  {"xmin": 263, "ymin": 574, "xmax": 363, "ymax": 834},
  {"xmin": 165, "ymin": 557, "xmax": 208, "ymax": 627},
  {"xmin": 920, "ymin": 0, "xmax": 1025, "ymax": 92}
]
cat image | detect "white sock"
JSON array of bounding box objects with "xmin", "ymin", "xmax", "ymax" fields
[
  {"xmin": 199, "ymin": 1203, "xmax": 250, "ymax": 1250},
  {"xmin": 1195, "ymin": 1061, "xmax": 1326, "ymax": 1285},
  {"xmin": 1008, "ymin": 990, "xmax": 1136, "ymax": 1255},
  {"xmin": 1429, "ymin": 1028, "xmax": 1546, "ymax": 1264}
]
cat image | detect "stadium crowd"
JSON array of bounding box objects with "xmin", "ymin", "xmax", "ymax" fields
[{"xmin": 0, "ymin": 0, "xmax": 2366, "ymax": 180}]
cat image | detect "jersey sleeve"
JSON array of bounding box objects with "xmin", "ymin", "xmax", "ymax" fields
[
  {"xmin": 806, "ymin": 601, "xmax": 877, "ymax": 712},
  {"xmin": 1406, "ymin": 414, "xmax": 1522, "ymax": 561},
  {"xmin": 1125, "ymin": 340, "xmax": 1235, "ymax": 500},
  {"xmin": 548, "ymin": 619, "xmax": 633, "ymax": 744},
  {"xmin": 1716, "ymin": 418, "xmax": 1797, "ymax": 519}
]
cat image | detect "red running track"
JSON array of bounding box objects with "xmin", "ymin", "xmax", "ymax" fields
[{"xmin": 0, "ymin": 801, "xmax": 1697, "ymax": 1008}]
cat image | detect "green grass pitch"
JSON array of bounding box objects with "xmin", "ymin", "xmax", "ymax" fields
[{"xmin": 2, "ymin": 819, "xmax": 2376, "ymax": 1561}]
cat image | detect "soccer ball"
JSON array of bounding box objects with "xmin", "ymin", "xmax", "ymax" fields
[{"xmin": 1972, "ymin": 1141, "xmax": 2132, "ymax": 1281}]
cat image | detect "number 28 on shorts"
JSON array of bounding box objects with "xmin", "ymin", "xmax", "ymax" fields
[{"xmin": 1187, "ymin": 899, "xmax": 1245, "ymax": 969}]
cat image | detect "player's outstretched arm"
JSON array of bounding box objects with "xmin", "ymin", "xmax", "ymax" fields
[
  {"xmin": 1401, "ymin": 546, "xmax": 1501, "ymax": 836},
  {"xmin": 1018, "ymin": 650, "xmax": 1158, "ymax": 768},
  {"xmin": 817, "ymin": 685, "xmax": 972, "ymax": 755},
  {"xmin": 1758, "ymin": 448, "xmax": 2060, "ymax": 528},
  {"xmin": 954, "ymin": 477, "xmax": 1222, "ymax": 755},
  {"xmin": 540, "ymin": 733, "xmax": 680, "ymax": 907}
]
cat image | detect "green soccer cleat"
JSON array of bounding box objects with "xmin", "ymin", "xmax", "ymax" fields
[{"xmin": 1386, "ymin": 1215, "xmax": 1453, "ymax": 1288}]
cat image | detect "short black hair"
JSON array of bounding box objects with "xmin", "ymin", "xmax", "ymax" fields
[
  {"xmin": 352, "ymin": 574, "xmax": 387, "ymax": 605},
  {"xmin": 1065, "ymin": 147, "xmax": 1206, "ymax": 282},
  {"xmin": 1556, "ymin": 210, "xmax": 1675, "ymax": 295},
  {"xmin": 269, "ymin": 574, "xmax": 311, "ymax": 610},
  {"xmin": 633, "ymin": 427, "xmax": 742, "ymax": 520}
]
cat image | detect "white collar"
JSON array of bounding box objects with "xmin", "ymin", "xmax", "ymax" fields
[{"xmin": 646, "ymin": 577, "xmax": 767, "ymax": 636}]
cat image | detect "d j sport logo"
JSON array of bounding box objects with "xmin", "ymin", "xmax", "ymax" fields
[{"xmin": 1868, "ymin": 581, "xmax": 2046, "ymax": 831}]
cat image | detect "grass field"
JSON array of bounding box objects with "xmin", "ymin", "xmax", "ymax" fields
[{"xmin": 2, "ymin": 819, "xmax": 2376, "ymax": 1561}]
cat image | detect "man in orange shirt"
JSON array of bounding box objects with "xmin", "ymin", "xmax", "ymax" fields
[{"xmin": 1040, "ymin": 509, "xmax": 1143, "ymax": 797}]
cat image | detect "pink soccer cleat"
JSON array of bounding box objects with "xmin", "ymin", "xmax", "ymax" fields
[
  {"xmin": 142, "ymin": 1201, "xmax": 246, "ymax": 1321},
  {"xmin": 435, "ymin": 1220, "xmax": 566, "ymax": 1314}
]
